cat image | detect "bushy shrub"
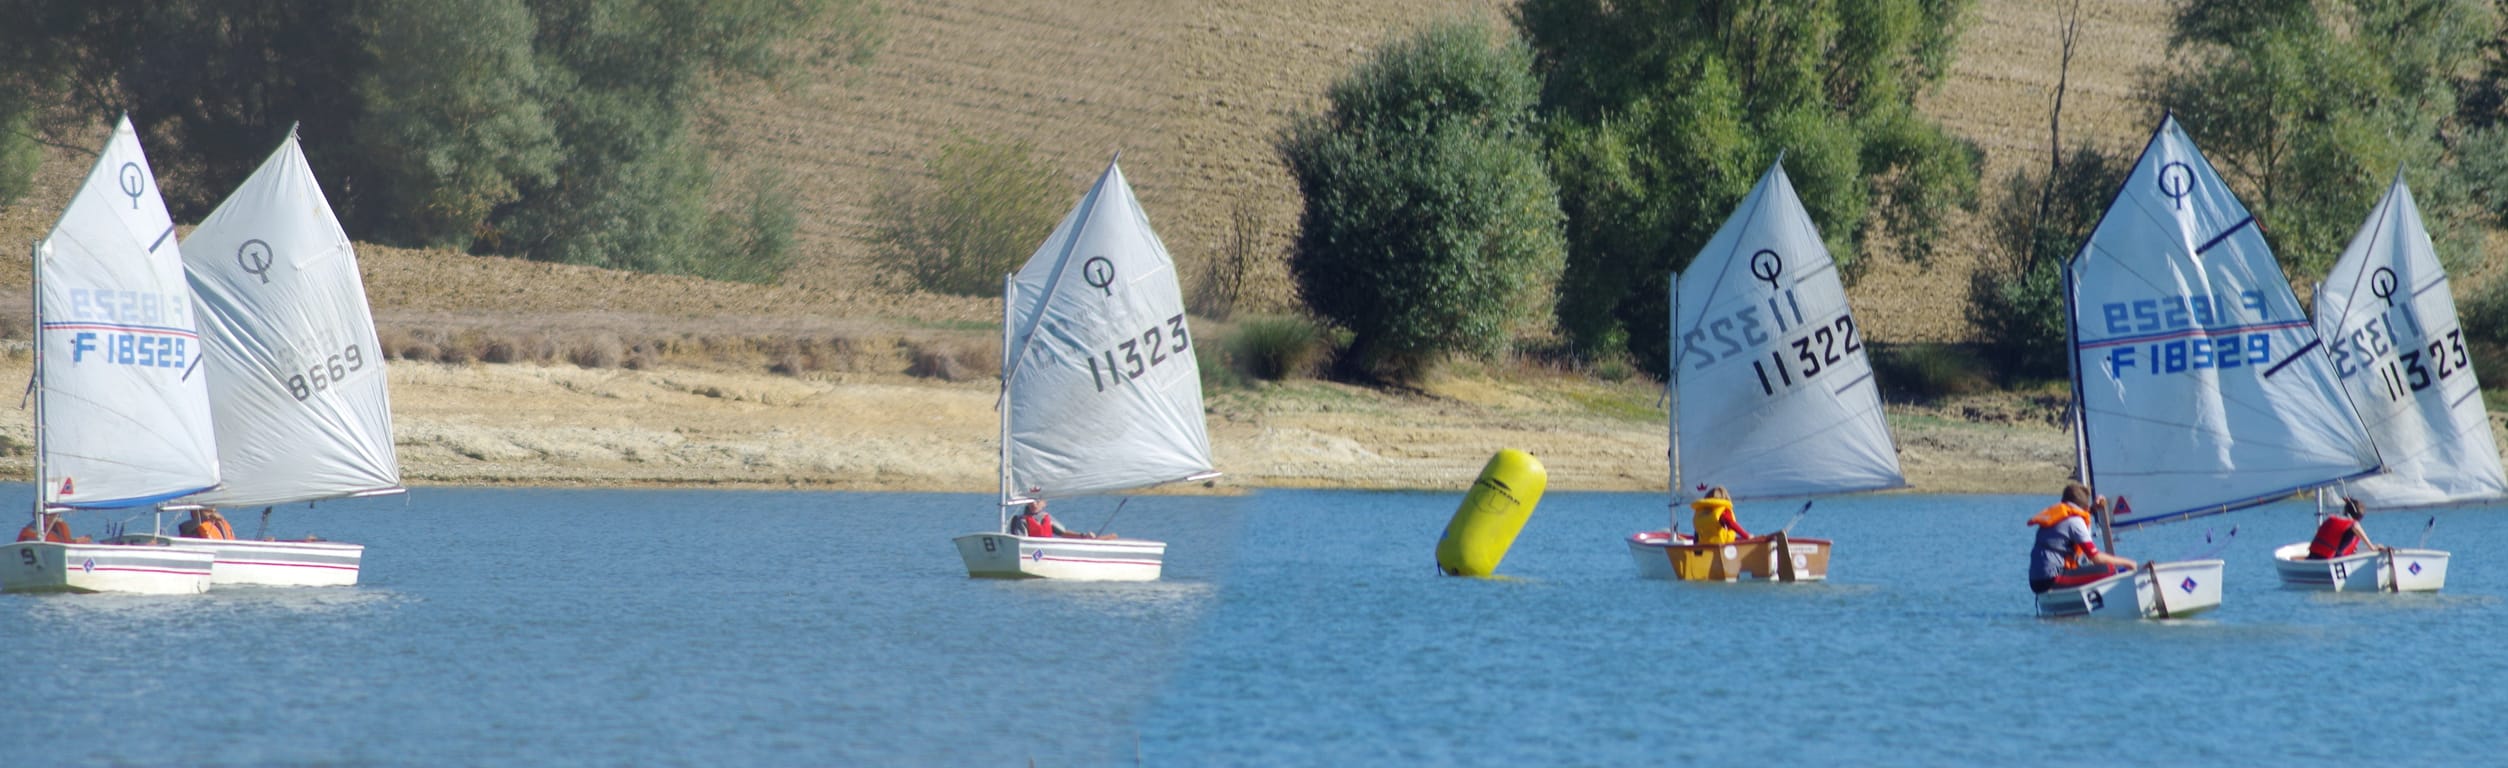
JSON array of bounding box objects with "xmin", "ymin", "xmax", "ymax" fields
[
  {"xmin": 0, "ymin": 108, "xmax": 36, "ymax": 210},
  {"xmin": 1968, "ymin": 144, "xmax": 2128, "ymax": 381},
  {"xmin": 1191, "ymin": 199, "xmax": 1267, "ymax": 320},
  {"xmin": 904, "ymin": 338, "xmax": 1003, "ymax": 382},
  {"xmin": 1280, "ymin": 19, "xmax": 1565, "ymax": 382},
  {"xmin": 871, "ymin": 135, "xmax": 1066, "ymax": 296},
  {"xmin": 565, "ymin": 334, "xmax": 625, "ymax": 369},
  {"xmin": 1870, "ymin": 342, "xmax": 1996, "ymax": 401},
  {"xmin": 479, "ymin": 335, "xmax": 524, "ymax": 365},
  {"xmin": 1225, "ymin": 314, "xmax": 1342, "ymax": 381},
  {"xmin": 1197, "ymin": 344, "xmax": 1251, "ymax": 390}
]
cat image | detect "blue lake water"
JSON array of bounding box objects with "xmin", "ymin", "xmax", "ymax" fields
[{"xmin": 1, "ymin": 485, "xmax": 2500, "ymax": 766}]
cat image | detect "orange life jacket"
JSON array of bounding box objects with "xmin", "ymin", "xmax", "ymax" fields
[
  {"xmin": 16, "ymin": 519, "xmax": 72, "ymax": 543},
  {"xmin": 197, "ymin": 516, "xmax": 234, "ymax": 540},
  {"xmin": 2028, "ymin": 503, "xmax": 2095, "ymax": 567},
  {"xmin": 2308, "ymin": 516, "xmax": 2360, "ymax": 559}
]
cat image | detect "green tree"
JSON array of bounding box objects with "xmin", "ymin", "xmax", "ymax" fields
[
  {"xmin": 348, "ymin": 0, "xmax": 558, "ymax": 248},
  {"xmin": 478, "ymin": 0, "xmax": 876, "ymax": 280},
  {"xmin": 0, "ymin": 0, "xmax": 365, "ymax": 216},
  {"xmin": 1279, "ymin": 19, "xmax": 1566, "ymax": 382},
  {"xmin": 2156, "ymin": 0, "xmax": 2499, "ymax": 279},
  {"xmin": 2454, "ymin": 4, "xmax": 2508, "ymax": 228},
  {"xmin": 0, "ymin": 0, "xmax": 879, "ymax": 284},
  {"xmin": 1517, "ymin": 0, "xmax": 1982, "ymax": 376}
]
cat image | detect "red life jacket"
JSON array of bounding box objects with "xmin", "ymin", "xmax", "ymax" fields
[
  {"xmin": 2308, "ymin": 516, "xmax": 2361, "ymax": 559},
  {"xmin": 1016, "ymin": 511, "xmax": 1058, "ymax": 538}
]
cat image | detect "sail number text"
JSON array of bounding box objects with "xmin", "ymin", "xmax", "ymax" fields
[
  {"xmin": 1682, "ymin": 289, "xmax": 1820, "ymax": 370},
  {"xmin": 2099, "ymin": 291, "xmax": 2269, "ymax": 334},
  {"xmin": 2324, "ymin": 301, "xmax": 2469, "ymax": 402},
  {"xmin": 61, "ymin": 288, "xmax": 196, "ymax": 370},
  {"xmin": 1749, "ymin": 316, "xmax": 1863, "ymax": 396},
  {"xmin": 2100, "ymin": 335, "xmax": 2272, "ymax": 376},
  {"xmin": 2094, "ymin": 291, "xmax": 2275, "ymax": 377},
  {"xmin": 66, "ymin": 288, "xmax": 187, "ymax": 326},
  {"xmin": 1087, "ymin": 314, "xmax": 1190, "ymax": 392},
  {"xmin": 285, "ymin": 343, "xmax": 368, "ymax": 400},
  {"xmin": 69, "ymin": 331, "xmax": 188, "ymax": 369}
]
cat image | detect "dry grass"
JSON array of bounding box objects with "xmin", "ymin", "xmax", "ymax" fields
[
  {"xmin": 0, "ymin": 1, "xmax": 2204, "ymax": 354},
  {"xmin": 356, "ymin": 309, "xmax": 995, "ymax": 380},
  {"xmin": 904, "ymin": 337, "xmax": 1002, "ymax": 382}
]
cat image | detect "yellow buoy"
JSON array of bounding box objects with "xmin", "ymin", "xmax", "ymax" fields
[{"xmin": 1435, "ymin": 449, "xmax": 1548, "ymax": 577}]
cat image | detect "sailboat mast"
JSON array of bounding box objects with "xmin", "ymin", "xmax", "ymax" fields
[
  {"xmin": 997, "ymin": 272, "xmax": 1017, "ymax": 534},
  {"xmin": 1666, "ymin": 275, "xmax": 1683, "ymax": 529},
  {"xmin": 27, "ymin": 240, "xmax": 42, "ymax": 522},
  {"xmin": 2060, "ymin": 245, "xmax": 2116, "ymax": 551}
]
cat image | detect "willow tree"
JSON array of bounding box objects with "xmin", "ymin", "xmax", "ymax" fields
[{"xmin": 1517, "ymin": 0, "xmax": 1982, "ymax": 376}]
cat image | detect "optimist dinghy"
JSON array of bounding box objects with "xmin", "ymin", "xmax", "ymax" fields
[
  {"xmin": 3, "ymin": 117, "xmax": 218, "ymax": 595},
  {"xmin": 1624, "ymin": 159, "xmax": 1902, "ymax": 582},
  {"xmin": 2271, "ymin": 172, "xmax": 2502, "ymax": 593},
  {"xmin": 2044, "ymin": 114, "xmax": 2381, "ymax": 619},
  {"xmin": 118, "ymin": 128, "xmax": 398, "ymax": 587},
  {"xmin": 952, "ymin": 159, "xmax": 1217, "ymax": 581}
]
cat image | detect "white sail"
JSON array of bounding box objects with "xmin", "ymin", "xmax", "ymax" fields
[
  {"xmin": 1001, "ymin": 160, "xmax": 1214, "ymax": 500},
  {"xmin": 180, "ymin": 131, "xmax": 402, "ymax": 507},
  {"xmin": 1667, "ymin": 161, "xmax": 1903, "ymax": 501},
  {"xmin": 2066, "ymin": 115, "xmax": 2379, "ymax": 529},
  {"xmin": 34, "ymin": 116, "xmax": 220, "ymax": 509},
  {"xmin": 2313, "ymin": 173, "xmax": 2508, "ymax": 509}
]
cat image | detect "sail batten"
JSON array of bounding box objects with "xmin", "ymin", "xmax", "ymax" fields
[
  {"xmin": 180, "ymin": 133, "xmax": 402, "ymax": 507},
  {"xmin": 1002, "ymin": 161, "xmax": 1214, "ymax": 500},
  {"xmin": 2312, "ymin": 173, "xmax": 2508, "ymax": 510},
  {"xmin": 1667, "ymin": 161, "xmax": 1903, "ymax": 502},
  {"xmin": 2066, "ymin": 115, "xmax": 2380, "ymax": 523},
  {"xmin": 35, "ymin": 117, "xmax": 222, "ymax": 509}
]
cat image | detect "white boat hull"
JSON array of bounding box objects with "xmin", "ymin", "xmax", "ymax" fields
[
  {"xmin": 2271, "ymin": 542, "xmax": 2447, "ymax": 592},
  {"xmin": 1, "ymin": 541, "xmax": 216, "ymax": 594},
  {"xmin": 953, "ymin": 532, "xmax": 1166, "ymax": 582},
  {"xmin": 1625, "ymin": 531, "xmax": 1694, "ymax": 580},
  {"xmin": 112, "ymin": 534, "xmax": 364, "ymax": 587},
  {"xmin": 2034, "ymin": 559, "xmax": 2224, "ymax": 619}
]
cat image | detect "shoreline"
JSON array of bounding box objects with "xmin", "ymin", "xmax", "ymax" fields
[{"xmin": 0, "ymin": 354, "xmax": 2079, "ymax": 497}]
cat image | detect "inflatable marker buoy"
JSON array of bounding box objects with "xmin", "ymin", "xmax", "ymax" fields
[{"xmin": 1435, "ymin": 449, "xmax": 1547, "ymax": 577}]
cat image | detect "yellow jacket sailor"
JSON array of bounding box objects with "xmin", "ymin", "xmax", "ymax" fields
[{"xmin": 1690, "ymin": 486, "xmax": 1752, "ymax": 544}]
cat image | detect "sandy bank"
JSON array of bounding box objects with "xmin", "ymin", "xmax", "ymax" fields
[{"xmin": 0, "ymin": 353, "xmax": 2079, "ymax": 496}]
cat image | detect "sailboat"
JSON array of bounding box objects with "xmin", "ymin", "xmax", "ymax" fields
[
  {"xmin": 2041, "ymin": 114, "xmax": 2382, "ymax": 618},
  {"xmin": 1, "ymin": 117, "xmax": 220, "ymax": 594},
  {"xmin": 1624, "ymin": 160, "xmax": 1905, "ymax": 582},
  {"xmin": 110, "ymin": 129, "xmax": 394, "ymax": 587},
  {"xmin": 2271, "ymin": 172, "xmax": 2493, "ymax": 592},
  {"xmin": 951, "ymin": 159, "xmax": 1218, "ymax": 581}
]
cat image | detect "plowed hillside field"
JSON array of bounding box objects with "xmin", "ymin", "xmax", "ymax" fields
[{"xmin": 0, "ymin": 0, "xmax": 2177, "ymax": 344}]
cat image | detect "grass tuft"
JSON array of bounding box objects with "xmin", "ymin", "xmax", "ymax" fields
[
  {"xmin": 1870, "ymin": 342, "xmax": 1996, "ymax": 402},
  {"xmin": 1225, "ymin": 313, "xmax": 1341, "ymax": 381}
]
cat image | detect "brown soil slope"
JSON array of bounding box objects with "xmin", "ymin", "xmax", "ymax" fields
[
  {"xmin": 0, "ymin": 2, "xmax": 2222, "ymax": 494},
  {"xmin": 2, "ymin": 0, "xmax": 2166, "ymax": 334}
]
